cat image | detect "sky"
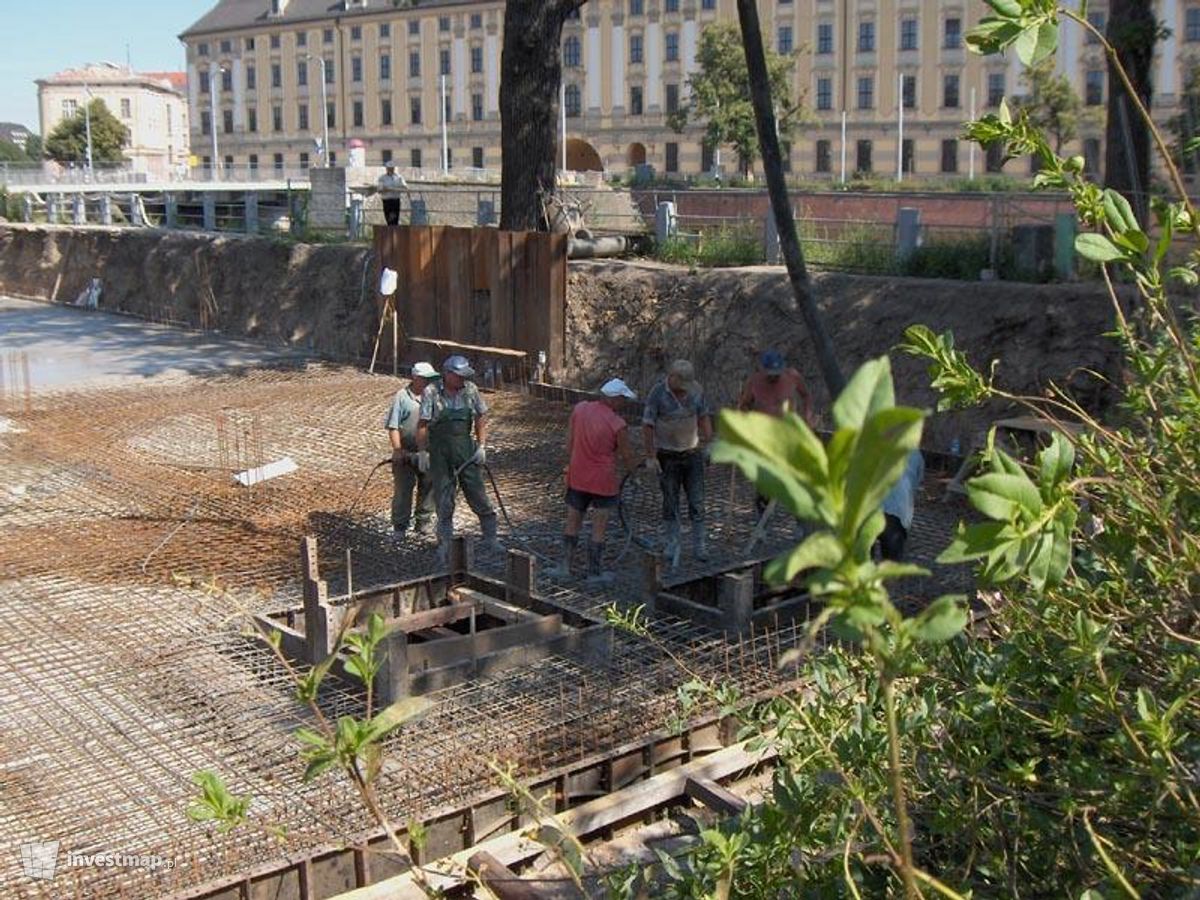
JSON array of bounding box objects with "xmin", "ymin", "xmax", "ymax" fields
[{"xmin": 0, "ymin": 0, "xmax": 214, "ymax": 133}]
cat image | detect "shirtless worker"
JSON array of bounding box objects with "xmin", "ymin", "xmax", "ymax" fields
[{"xmin": 738, "ymin": 350, "xmax": 814, "ymax": 519}]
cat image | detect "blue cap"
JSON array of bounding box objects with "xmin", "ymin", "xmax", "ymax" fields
[{"xmin": 760, "ymin": 351, "xmax": 786, "ymax": 373}]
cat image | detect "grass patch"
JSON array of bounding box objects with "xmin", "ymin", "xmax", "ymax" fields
[{"xmin": 657, "ymin": 224, "xmax": 764, "ymax": 267}]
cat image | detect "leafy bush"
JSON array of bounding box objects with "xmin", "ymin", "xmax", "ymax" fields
[
  {"xmin": 902, "ymin": 235, "xmax": 993, "ymax": 280},
  {"xmin": 658, "ymin": 224, "xmax": 764, "ymax": 267}
]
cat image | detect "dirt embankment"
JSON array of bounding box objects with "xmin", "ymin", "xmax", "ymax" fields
[
  {"xmin": 0, "ymin": 225, "xmax": 1123, "ymax": 447},
  {"xmin": 566, "ymin": 260, "xmax": 1123, "ymax": 449}
]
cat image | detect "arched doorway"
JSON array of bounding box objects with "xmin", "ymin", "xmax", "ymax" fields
[
  {"xmin": 565, "ymin": 138, "xmax": 604, "ymax": 172},
  {"xmin": 626, "ymin": 142, "xmax": 647, "ymax": 167}
]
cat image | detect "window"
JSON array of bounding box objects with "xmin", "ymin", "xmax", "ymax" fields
[
  {"xmin": 986, "ymin": 142, "xmax": 1005, "ymax": 173},
  {"xmin": 327, "ymin": 101, "xmax": 336, "ymax": 127},
  {"xmin": 665, "ymin": 142, "xmax": 679, "ymax": 173},
  {"xmin": 856, "ymin": 139, "xmax": 872, "ymax": 173},
  {"xmin": 445, "ymin": 147, "xmax": 453, "ymax": 168},
  {"xmin": 199, "ymin": 71, "xmax": 211, "ymax": 94},
  {"xmin": 778, "ymin": 26, "xmax": 792, "ymax": 54},
  {"xmin": 1189, "ymin": 8, "xmax": 1200, "ymax": 41},
  {"xmin": 300, "ymin": 151, "xmax": 310, "ymax": 168},
  {"xmin": 271, "ymin": 62, "xmax": 282, "ymax": 88},
  {"xmin": 702, "ymin": 0, "xmax": 715, "ymax": 9},
  {"xmin": 352, "ymin": 56, "xmax": 362, "ymax": 82},
  {"xmin": 817, "ymin": 23, "xmax": 834, "ymax": 54},
  {"xmin": 630, "ymin": 0, "xmax": 644, "ymax": 14},
  {"xmin": 380, "ymin": 23, "xmax": 390, "ymax": 39},
  {"xmin": 902, "ymin": 139, "xmax": 915, "ymax": 174},
  {"xmin": 472, "ymin": 92, "xmax": 484, "ymax": 120},
  {"xmin": 438, "ymin": 16, "xmax": 450, "ymax": 31},
  {"xmin": 121, "ymin": 98, "xmax": 131, "ymax": 118},
  {"xmin": 249, "ymin": 153, "xmax": 258, "ymax": 170},
  {"xmin": 201, "ymin": 155, "xmax": 210, "ymax": 170},
  {"xmin": 298, "ymin": 103, "xmax": 308, "ymax": 130},
  {"xmin": 380, "ymin": 53, "xmax": 391, "ymax": 80},
  {"xmin": 471, "ymin": 13, "xmax": 483, "ymax": 29},
  {"xmin": 198, "ymin": 42, "xmax": 209, "ymax": 57},
  {"xmin": 246, "ymin": 64, "xmax": 257, "ymax": 90},
  {"xmin": 353, "ymin": 100, "xmax": 363, "ymax": 127},
  {"xmin": 565, "ymin": 83, "xmax": 581, "ymax": 117},
  {"xmin": 329, "ymin": 151, "xmax": 336, "ymax": 165},
  {"xmin": 411, "ymin": 148, "xmax": 422, "ymax": 168},
  {"xmin": 272, "ymin": 105, "xmax": 283, "ymax": 131},
  {"xmin": 858, "ymin": 21, "xmax": 875, "ymax": 52},
  {"xmin": 900, "ymin": 18, "xmax": 918, "ymax": 51},
  {"xmin": 988, "ymin": 72, "xmax": 1006, "ymax": 107},
  {"xmin": 350, "ymin": 25, "xmax": 361, "ymax": 41},
  {"xmin": 271, "ymin": 33, "xmax": 281, "ymax": 49},
  {"xmin": 224, "ymin": 154, "xmax": 234, "ymax": 170},
  {"xmin": 248, "ymin": 107, "xmax": 258, "ymax": 132},
  {"xmin": 440, "ymin": 48, "xmax": 451, "ymax": 75},
  {"xmin": 220, "ymin": 39, "xmax": 232, "ymax": 53},
  {"xmin": 378, "ymin": 149, "xmax": 391, "ymax": 166},
  {"xmin": 564, "ymin": 36, "xmax": 581, "ymax": 67},
  {"xmin": 471, "ymin": 45, "xmax": 483, "ymax": 73},
  {"xmin": 665, "ymin": 0, "xmax": 679, "ymax": 11},
  {"xmin": 630, "ymin": 34, "xmax": 643, "ymax": 64},
  {"xmin": 222, "ymin": 109, "xmax": 233, "ymax": 133},
  {"xmin": 630, "ymin": 85, "xmax": 643, "ymax": 115},
  {"xmin": 296, "ymin": 32, "xmax": 306, "ymax": 47},
  {"xmin": 940, "ymin": 139, "xmax": 960, "ymax": 173},
  {"xmin": 902, "ymin": 74, "xmax": 916, "ymax": 109},
  {"xmin": 1086, "ymin": 12, "xmax": 1105, "ymax": 44},
  {"xmin": 323, "ymin": 28, "xmax": 333, "ymax": 44},
  {"xmin": 701, "ymin": 143, "xmax": 714, "ymax": 173},
  {"xmin": 409, "ymin": 20, "xmax": 420, "ymax": 36},
  {"xmin": 409, "ymin": 51, "xmax": 420, "ymax": 77},
  {"xmin": 200, "ymin": 110, "xmax": 211, "ymax": 135},
  {"xmin": 816, "ymin": 139, "xmax": 831, "ymax": 173},
  {"xmin": 221, "ymin": 69, "xmax": 233, "ymax": 92},
  {"xmin": 857, "ymin": 76, "xmax": 874, "ymax": 109},
  {"xmin": 1084, "ymin": 137, "xmax": 1101, "ymax": 175},
  {"xmin": 297, "ymin": 59, "xmax": 308, "ymax": 86},
  {"xmin": 666, "ymin": 83, "xmax": 679, "ymax": 114},
  {"xmin": 667, "ymin": 32, "xmax": 680, "ymax": 61},
  {"xmin": 1086, "ymin": 69, "xmax": 1104, "ymax": 105},
  {"xmin": 472, "ymin": 146, "xmax": 484, "ymax": 168},
  {"xmin": 381, "ymin": 97, "xmax": 392, "ymax": 125},
  {"xmin": 410, "ymin": 96, "xmax": 422, "ymax": 124},
  {"xmin": 944, "ymin": 17, "xmax": 962, "ymax": 49},
  {"xmin": 816, "ymin": 77, "xmax": 832, "ymax": 111},
  {"xmin": 324, "ymin": 58, "xmax": 334, "ymax": 83},
  {"xmin": 273, "ymin": 153, "xmax": 284, "ymax": 172},
  {"xmin": 943, "ymin": 74, "xmax": 960, "ymax": 108}
]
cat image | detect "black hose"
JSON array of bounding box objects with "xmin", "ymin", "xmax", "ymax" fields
[{"xmin": 328, "ymin": 457, "xmax": 394, "ymax": 547}]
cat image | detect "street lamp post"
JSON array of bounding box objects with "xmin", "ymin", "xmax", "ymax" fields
[{"xmin": 306, "ymin": 55, "xmax": 330, "ymax": 167}]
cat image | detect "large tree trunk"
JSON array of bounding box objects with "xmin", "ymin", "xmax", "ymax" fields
[
  {"xmin": 734, "ymin": 0, "xmax": 845, "ymax": 398},
  {"xmin": 499, "ymin": 1, "xmax": 582, "ymax": 231},
  {"xmin": 1104, "ymin": 0, "xmax": 1157, "ymax": 223}
]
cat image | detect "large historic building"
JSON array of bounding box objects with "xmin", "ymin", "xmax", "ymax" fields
[{"xmin": 178, "ymin": 0, "xmax": 1196, "ymax": 180}]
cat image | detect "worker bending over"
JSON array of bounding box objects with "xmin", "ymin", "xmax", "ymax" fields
[
  {"xmin": 548, "ymin": 378, "xmax": 641, "ymax": 583},
  {"xmin": 643, "ymin": 359, "xmax": 714, "ymax": 564},
  {"xmin": 738, "ymin": 350, "xmax": 814, "ymax": 518},
  {"xmin": 384, "ymin": 361, "xmax": 437, "ymax": 541},
  {"xmin": 416, "ymin": 355, "xmax": 501, "ymax": 561}
]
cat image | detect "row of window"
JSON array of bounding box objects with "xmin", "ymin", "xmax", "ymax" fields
[
  {"xmin": 813, "ymin": 69, "xmax": 1104, "ymax": 112},
  {"xmin": 199, "ymin": 91, "xmax": 488, "ymax": 134},
  {"xmin": 195, "ymin": 13, "xmax": 488, "ymax": 56},
  {"xmin": 201, "ymin": 146, "xmax": 487, "ymax": 171}
]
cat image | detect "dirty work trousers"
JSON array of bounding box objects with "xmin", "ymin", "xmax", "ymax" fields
[
  {"xmin": 658, "ymin": 449, "xmax": 705, "ymax": 524},
  {"xmin": 428, "ymin": 408, "xmax": 496, "ymax": 544},
  {"xmin": 383, "ymin": 198, "xmax": 401, "ymax": 226},
  {"xmin": 391, "ymin": 458, "xmax": 435, "ymax": 532}
]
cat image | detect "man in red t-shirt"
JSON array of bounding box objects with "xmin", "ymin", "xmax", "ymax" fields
[
  {"xmin": 547, "ymin": 378, "xmax": 642, "ymax": 583},
  {"xmin": 739, "ymin": 350, "xmax": 814, "ymax": 520}
]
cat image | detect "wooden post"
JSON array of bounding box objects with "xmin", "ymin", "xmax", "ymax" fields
[
  {"xmin": 301, "ymin": 536, "xmax": 340, "ymax": 664},
  {"xmin": 377, "ymin": 630, "xmax": 410, "ymax": 703},
  {"xmin": 504, "ymin": 550, "xmax": 536, "ymax": 607},
  {"xmin": 467, "ymin": 852, "xmax": 542, "ymax": 900},
  {"xmin": 449, "ymin": 536, "xmax": 470, "ymax": 584},
  {"xmin": 718, "ymin": 572, "xmax": 755, "ymax": 635}
]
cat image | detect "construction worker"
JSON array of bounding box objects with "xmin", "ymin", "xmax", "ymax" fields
[
  {"xmin": 878, "ymin": 449, "xmax": 925, "ymax": 561},
  {"xmin": 377, "ymin": 161, "xmax": 407, "ymax": 226},
  {"xmin": 548, "ymin": 378, "xmax": 642, "ymax": 583},
  {"xmin": 738, "ymin": 350, "xmax": 814, "ymax": 518},
  {"xmin": 643, "ymin": 359, "xmax": 714, "ymax": 563},
  {"xmin": 415, "ymin": 354, "xmax": 500, "ymax": 560},
  {"xmin": 385, "ymin": 361, "xmax": 437, "ymax": 541}
]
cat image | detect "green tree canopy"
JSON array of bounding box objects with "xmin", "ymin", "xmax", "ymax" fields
[
  {"xmin": 667, "ymin": 22, "xmax": 801, "ymax": 177},
  {"xmin": 0, "ymin": 140, "xmax": 27, "ymax": 163},
  {"xmin": 23, "ymin": 134, "xmax": 42, "ymax": 161},
  {"xmin": 44, "ymin": 99, "xmax": 129, "ymax": 165},
  {"xmin": 1014, "ymin": 59, "xmax": 1085, "ymax": 153}
]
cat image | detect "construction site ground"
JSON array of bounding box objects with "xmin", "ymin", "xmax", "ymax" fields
[{"xmin": 0, "ymin": 294, "xmax": 972, "ymax": 899}]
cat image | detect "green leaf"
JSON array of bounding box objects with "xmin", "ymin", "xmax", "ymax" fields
[
  {"xmin": 832, "ymin": 356, "xmax": 894, "ymax": 431},
  {"xmin": 938, "ymin": 521, "xmax": 1013, "ymax": 563},
  {"xmin": 843, "ymin": 408, "xmax": 925, "ymax": 535},
  {"xmin": 874, "ymin": 561, "xmax": 931, "ymax": 580},
  {"xmin": 1167, "ymin": 265, "xmax": 1199, "ymax": 286},
  {"xmin": 1013, "ymin": 25, "xmax": 1039, "ymax": 65},
  {"xmin": 364, "ymin": 697, "xmax": 431, "ymax": 743},
  {"xmin": 1037, "ymin": 432, "xmax": 1075, "ymax": 491},
  {"xmin": 1075, "ymin": 232, "xmax": 1125, "ymax": 262},
  {"xmin": 712, "ymin": 441, "xmax": 820, "ymax": 522},
  {"xmin": 1032, "ymin": 20, "xmax": 1059, "ymax": 63},
  {"xmin": 985, "ymin": 0, "xmax": 1022, "ymax": 17},
  {"xmin": 1102, "ymin": 188, "xmax": 1139, "ymax": 234},
  {"xmin": 911, "ymin": 595, "xmax": 969, "ymax": 643},
  {"xmin": 1135, "ymin": 687, "xmax": 1156, "ymax": 723},
  {"xmin": 967, "ymin": 472, "xmax": 1045, "ymax": 521},
  {"xmin": 303, "ymin": 753, "xmax": 338, "ymax": 782},
  {"xmin": 763, "ymin": 531, "xmax": 843, "ymax": 584}
]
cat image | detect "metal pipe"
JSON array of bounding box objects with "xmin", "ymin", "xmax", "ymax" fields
[{"xmin": 567, "ymin": 235, "xmax": 629, "ymax": 258}]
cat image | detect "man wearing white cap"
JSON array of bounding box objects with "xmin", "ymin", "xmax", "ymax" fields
[
  {"xmin": 385, "ymin": 362, "xmax": 438, "ymax": 539},
  {"xmin": 642, "ymin": 359, "xmax": 714, "ymax": 564},
  {"xmin": 547, "ymin": 378, "xmax": 642, "ymax": 583}
]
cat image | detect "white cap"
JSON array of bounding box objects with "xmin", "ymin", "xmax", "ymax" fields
[
  {"xmin": 600, "ymin": 378, "xmax": 637, "ymax": 400},
  {"xmin": 411, "ymin": 361, "xmax": 438, "ymax": 379}
]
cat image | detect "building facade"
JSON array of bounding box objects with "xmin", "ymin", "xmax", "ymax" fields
[
  {"xmin": 178, "ymin": 0, "xmax": 1194, "ymax": 181},
  {"xmin": 37, "ymin": 64, "xmax": 190, "ymax": 176}
]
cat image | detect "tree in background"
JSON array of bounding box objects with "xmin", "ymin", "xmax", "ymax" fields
[
  {"xmin": 0, "ymin": 141, "xmax": 26, "ymax": 163},
  {"xmin": 668, "ymin": 22, "xmax": 802, "ymax": 178},
  {"xmin": 44, "ymin": 99, "xmax": 128, "ymax": 166},
  {"xmin": 23, "ymin": 134, "xmax": 42, "ymax": 161},
  {"xmin": 1167, "ymin": 64, "xmax": 1200, "ymax": 173},
  {"xmin": 1015, "ymin": 59, "xmax": 1085, "ymax": 153}
]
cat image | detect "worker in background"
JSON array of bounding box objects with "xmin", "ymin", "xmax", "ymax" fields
[
  {"xmin": 416, "ymin": 354, "xmax": 500, "ymax": 561},
  {"xmin": 878, "ymin": 449, "xmax": 926, "ymax": 561},
  {"xmin": 384, "ymin": 361, "xmax": 437, "ymax": 542},
  {"xmin": 738, "ymin": 350, "xmax": 814, "ymax": 518},
  {"xmin": 548, "ymin": 378, "xmax": 642, "ymax": 583},
  {"xmin": 643, "ymin": 359, "xmax": 714, "ymax": 564},
  {"xmin": 377, "ymin": 161, "xmax": 407, "ymax": 226}
]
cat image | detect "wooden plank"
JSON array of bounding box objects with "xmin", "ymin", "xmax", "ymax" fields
[
  {"xmin": 685, "ymin": 776, "xmax": 749, "ymax": 816},
  {"xmin": 407, "ymin": 614, "xmax": 562, "ymax": 670},
  {"xmin": 512, "ymin": 231, "xmax": 536, "ymax": 356},
  {"xmin": 547, "ymin": 232, "xmax": 567, "ymax": 377},
  {"xmin": 393, "ymin": 601, "xmax": 481, "ymax": 634},
  {"xmin": 446, "ymin": 228, "xmax": 472, "ymax": 343},
  {"xmin": 409, "ymin": 227, "xmax": 438, "ymax": 339},
  {"xmin": 467, "ymin": 852, "xmax": 544, "ymax": 900},
  {"xmin": 407, "ymin": 336, "xmax": 526, "ymax": 360},
  {"xmin": 491, "ymin": 230, "xmax": 515, "ymax": 350}
]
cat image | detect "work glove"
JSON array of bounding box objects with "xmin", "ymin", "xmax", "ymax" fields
[
  {"xmin": 414, "ymin": 451, "xmax": 430, "ymax": 473},
  {"xmin": 644, "ymin": 457, "xmax": 662, "ymax": 477},
  {"xmin": 471, "ymin": 446, "xmax": 487, "ymax": 467}
]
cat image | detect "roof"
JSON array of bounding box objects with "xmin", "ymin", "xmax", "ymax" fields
[
  {"xmin": 36, "ymin": 63, "xmax": 187, "ymax": 96},
  {"xmin": 180, "ymin": 0, "xmax": 488, "ymax": 38},
  {"xmin": 0, "ymin": 122, "xmax": 32, "ymax": 138}
]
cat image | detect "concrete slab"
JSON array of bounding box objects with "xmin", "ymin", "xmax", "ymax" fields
[{"xmin": 0, "ymin": 296, "xmax": 310, "ymax": 392}]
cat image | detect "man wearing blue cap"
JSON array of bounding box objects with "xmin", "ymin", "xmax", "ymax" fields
[{"xmin": 739, "ymin": 351, "xmax": 814, "ymax": 519}]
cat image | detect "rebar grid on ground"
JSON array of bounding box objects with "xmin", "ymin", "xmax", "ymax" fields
[{"xmin": 0, "ymin": 363, "xmax": 969, "ymax": 898}]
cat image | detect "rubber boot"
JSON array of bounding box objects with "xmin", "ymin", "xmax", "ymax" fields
[
  {"xmin": 662, "ymin": 520, "xmax": 681, "ymax": 568},
  {"xmin": 479, "ymin": 512, "xmax": 503, "ymax": 554},
  {"xmin": 585, "ymin": 540, "xmax": 614, "ymax": 586},
  {"xmin": 692, "ymin": 523, "xmax": 709, "ymax": 561},
  {"xmin": 545, "ymin": 535, "xmax": 578, "ymax": 579}
]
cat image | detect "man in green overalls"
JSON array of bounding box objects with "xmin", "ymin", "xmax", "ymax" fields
[{"xmin": 415, "ymin": 354, "xmax": 501, "ymax": 561}]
